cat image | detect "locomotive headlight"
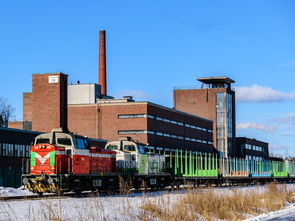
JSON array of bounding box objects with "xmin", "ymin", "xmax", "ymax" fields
[
  {"xmin": 23, "ymin": 178, "xmax": 29, "ymax": 185},
  {"xmin": 47, "ymin": 177, "xmax": 54, "ymax": 184}
]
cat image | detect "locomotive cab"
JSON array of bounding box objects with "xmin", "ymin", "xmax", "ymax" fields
[
  {"xmin": 31, "ymin": 128, "xmax": 88, "ymax": 175},
  {"xmin": 106, "ymin": 137, "xmax": 142, "ymax": 172},
  {"xmin": 106, "ymin": 137, "xmax": 165, "ymax": 174}
]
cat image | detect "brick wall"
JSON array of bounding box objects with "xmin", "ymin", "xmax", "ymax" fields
[
  {"xmin": 68, "ymin": 104, "xmax": 98, "ymax": 138},
  {"xmin": 7, "ymin": 121, "xmax": 23, "ymax": 130},
  {"xmin": 174, "ymin": 88, "xmax": 226, "ymax": 147},
  {"xmin": 173, "ymin": 88, "xmax": 236, "ymax": 155},
  {"xmin": 99, "ymin": 103, "xmax": 148, "ymax": 143},
  {"xmin": 32, "ymin": 73, "xmax": 68, "ymax": 132},
  {"xmin": 23, "ymin": 93, "xmax": 32, "ymax": 122},
  {"xmin": 67, "ymin": 101, "xmax": 214, "ymax": 152}
]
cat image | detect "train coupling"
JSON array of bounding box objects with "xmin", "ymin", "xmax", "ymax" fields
[{"xmin": 23, "ymin": 175, "xmax": 58, "ymax": 194}]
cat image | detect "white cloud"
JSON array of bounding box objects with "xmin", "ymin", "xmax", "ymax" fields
[
  {"xmin": 235, "ymin": 84, "xmax": 295, "ymax": 102},
  {"xmin": 237, "ymin": 122, "xmax": 277, "ymax": 133},
  {"xmin": 114, "ymin": 90, "xmax": 150, "ymax": 101},
  {"xmin": 275, "ymin": 112, "xmax": 295, "ymax": 125}
]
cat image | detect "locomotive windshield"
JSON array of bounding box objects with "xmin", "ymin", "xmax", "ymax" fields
[
  {"xmin": 107, "ymin": 144, "xmax": 119, "ymax": 150},
  {"xmin": 57, "ymin": 138, "xmax": 72, "ymax": 146},
  {"xmin": 123, "ymin": 144, "xmax": 136, "ymax": 151},
  {"xmin": 36, "ymin": 138, "xmax": 50, "ymax": 144}
]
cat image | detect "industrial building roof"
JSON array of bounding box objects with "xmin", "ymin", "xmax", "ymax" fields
[{"xmin": 197, "ymin": 76, "xmax": 235, "ymax": 84}]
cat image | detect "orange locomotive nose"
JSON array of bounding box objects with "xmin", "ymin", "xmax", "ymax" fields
[{"xmin": 30, "ymin": 144, "xmax": 57, "ymax": 175}]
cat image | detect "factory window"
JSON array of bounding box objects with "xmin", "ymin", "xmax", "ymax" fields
[
  {"xmin": 2, "ymin": 143, "xmax": 6, "ymax": 156},
  {"xmin": 6, "ymin": 143, "xmax": 14, "ymax": 157},
  {"xmin": 15, "ymin": 144, "xmax": 19, "ymax": 157},
  {"xmin": 118, "ymin": 130, "xmax": 146, "ymax": 135},
  {"xmin": 20, "ymin": 145, "xmax": 25, "ymax": 157},
  {"xmin": 217, "ymin": 126, "xmax": 225, "ymax": 137},
  {"xmin": 4, "ymin": 143, "xmax": 8, "ymax": 156},
  {"xmin": 156, "ymin": 117, "xmax": 163, "ymax": 121},
  {"xmin": 118, "ymin": 114, "xmax": 155, "ymax": 119},
  {"xmin": 184, "ymin": 123, "xmax": 209, "ymax": 132},
  {"xmin": 245, "ymin": 144, "xmax": 252, "ymax": 150},
  {"xmin": 156, "ymin": 132, "xmax": 163, "ymax": 136},
  {"xmin": 147, "ymin": 131, "xmax": 155, "ymax": 135},
  {"xmin": 122, "ymin": 113, "xmax": 211, "ymax": 133},
  {"xmin": 118, "ymin": 114, "xmax": 145, "ymax": 118},
  {"xmin": 170, "ymin": 120, "xmax": 177, "ymax": 125},
  {"xmin": 26, "ymin": 145, "xmax": 30, "ymax": 157}
]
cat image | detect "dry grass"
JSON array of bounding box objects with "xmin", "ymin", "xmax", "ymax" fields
[
  {"xmin": 140, "ymin": 183, "xmax": 295, "ymax": 221},
  {"xmin": 119, "ymin": 176, "xmax": 133, "ymax": 195}
]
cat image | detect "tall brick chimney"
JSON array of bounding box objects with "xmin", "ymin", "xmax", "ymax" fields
[{"xmin": 99, "ymin": 30, "xmax": 107, "ymax": 96}]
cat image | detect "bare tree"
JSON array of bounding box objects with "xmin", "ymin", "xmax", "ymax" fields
[{"xmin": 0, "ymin": 97, "xmax": 14, "ymax": 128}]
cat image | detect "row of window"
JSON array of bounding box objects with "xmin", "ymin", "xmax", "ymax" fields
[
  {"xmin": 117, "ymin": 130, "xmax": 213, "ymax": 145},
  {"xmin": 243, "ymin": 144, "xmax": 264, "ymax": 152},
  {"xmin": 0, "ymin": 143, "xmax": 30, "ymax": 157},
  {"xmin": 118, "ymin": 114, "xmax": 212, "ymax": 133},
  {"xmin": 146, "ymin": 146, "xmax": 214, "ymax": 154},
  {"xmin": 245, "ymin": 155, "xmax": 263, "ymax": 161}
]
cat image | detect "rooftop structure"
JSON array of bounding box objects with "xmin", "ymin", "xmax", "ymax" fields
[{"xmin": 198, "ymin": 76, "xmax": 235, "ymax": 89}]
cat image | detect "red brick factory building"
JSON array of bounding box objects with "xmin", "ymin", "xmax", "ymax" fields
[{"xmin": 9, "ymin": 30, "xmax": 215, "ymax": 154}]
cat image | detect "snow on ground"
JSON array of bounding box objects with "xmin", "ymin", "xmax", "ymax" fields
[
  {"xmin": 0, "ymin": 186, "xmax": 33, "ymax": 197},
  {"xmin": 0, "ymin": 185, "xmax": 295, "ymax": 220},
  {"xmin": 0, "ymin": 191, "xmax": 182, "ymax": 221},
  {"xmin": 245, "ymin": 204, "xmax": 295, "ymax": 221}
]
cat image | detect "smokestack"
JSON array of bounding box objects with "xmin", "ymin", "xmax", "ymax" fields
[{"xmin": 99, "ymin": 30, "xmax": 107, "ymax": 96}]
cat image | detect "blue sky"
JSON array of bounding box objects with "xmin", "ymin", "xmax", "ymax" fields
[{"xmin": 1, "ymin": 0, "xmax": 294, "ymax": 156}]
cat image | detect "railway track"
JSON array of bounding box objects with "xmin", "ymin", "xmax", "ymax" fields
[
  {"xmin": 0, "ymin": 191, "xmax": 98, "ymax": 201},
  {"xmin": 0, "ymin": 182, "xmax": 282, "ymax": 202}
]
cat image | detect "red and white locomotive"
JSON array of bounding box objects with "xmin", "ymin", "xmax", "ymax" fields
[{"xmin": 22, "ymin": 128, "xmax": 170, "ymax": 194}]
